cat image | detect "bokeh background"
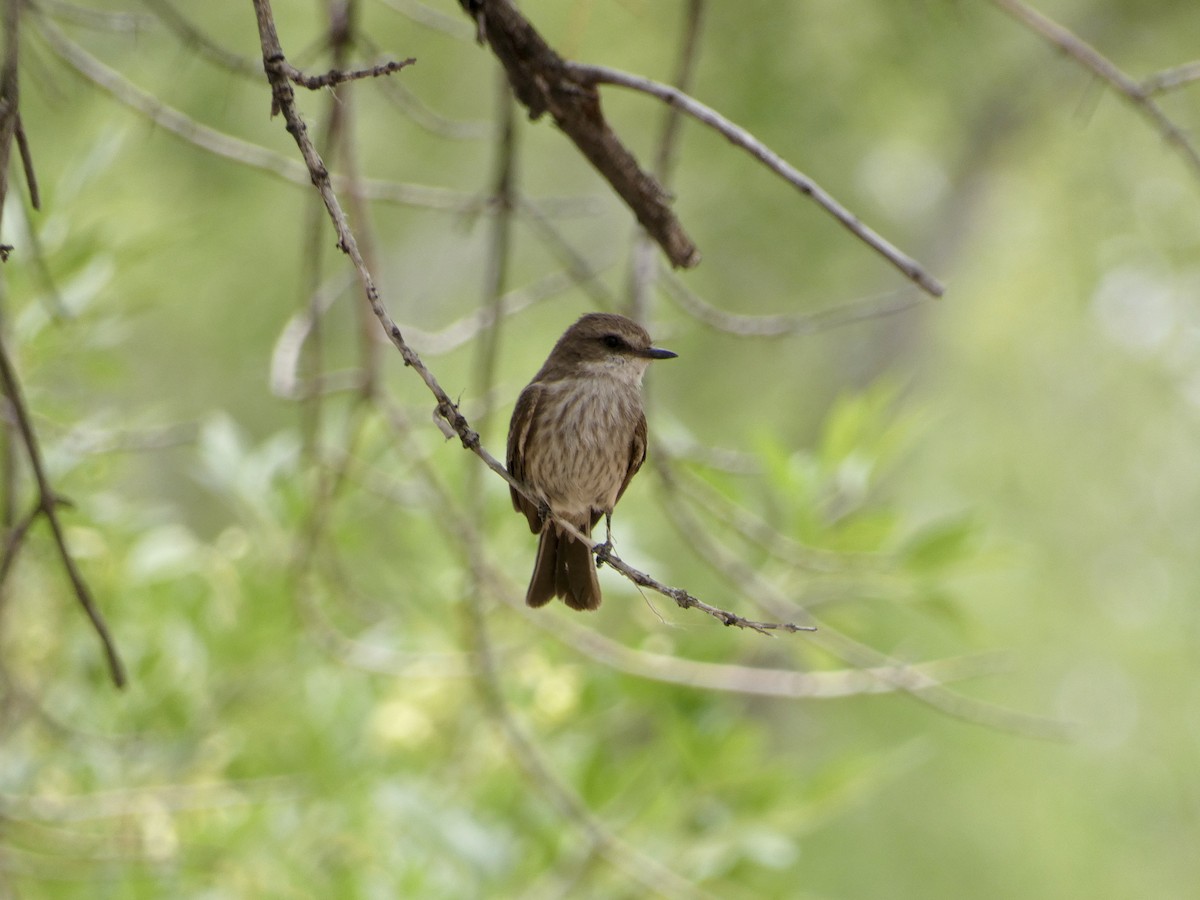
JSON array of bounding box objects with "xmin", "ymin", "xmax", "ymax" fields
[{"xmin": 2, "ymin": 1, "xmax": 1199, "ymax": 897}]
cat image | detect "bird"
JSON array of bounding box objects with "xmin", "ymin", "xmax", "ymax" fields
[{"xmin": 507, "ymin": 313, "xmax": 677, "ymax": 610}]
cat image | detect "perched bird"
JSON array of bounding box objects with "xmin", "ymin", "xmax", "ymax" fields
[{"xmin": 507, "ymin": 313, "xmax": 677, "ymax": 610}]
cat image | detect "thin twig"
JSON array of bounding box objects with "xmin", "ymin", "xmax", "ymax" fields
[
  {"xmin": 626, "ymin": 0, "xmax": 705, "ymax": 321},
  {"xmin": 0, "ymin": 341, "xmax": 126, "ymax": 688},
  {"xmin": 38, "ymin": 0, "xmax": 152, "ymax": 33},
  {"xmin": 400, "ymin": 268, "xmax": 597, "ymax": 355},
  {"xmin": 324, "ymin": 0, "xmax": 385, "ymax": 401},
  {"xmin": 0, "ymin": 0, "xmax": 23, "ymax": 240},
  {"xmin": 14, "ymin": 114, "xmax": 38, "ymax": 210},
  {"xmin": 540, "ymin": 616, "xmax": 1008, "ymax": 699},
  {"xmin": 569, "ymin": 61, "xmax": 946, "ymax": 298},
  {"xmin": 380, "ymin": 0, "xmax": 475, "ymax": 40},
  {"xmin": 250, "ymin": 0, "xmax": 799, "ymax": 636},
  {"xmin": 0, "ymin": 503, "xmax": 40, "ymax": 590},
  {"xmin": 593, "ymin": 541, "xmax": 814, "ymax": 634},
  {"xmin": 987, "ymin": 0, "xmax": 1200, "ymax": 180},
  {"xmin": 1141, "ymin": 61, "xmax": 1200, "ymax": 96},
  {"xmin": 660, "ymin": 268, "xmax": 926, "ymax": 338},
  {"xmin": 140, "ymin": 0, "xmax": 262, "ymax": 78},
  {"xmin": 516, "ymin": 198, "xmax": 621, "ymax": 311},
  {"xmin": 469, "ymin": 72, "xmax": 517, "ymax": 435},
  {"xmin": 359, "ymin": 33, "xmax": 490, "ymax": 140},
  {"xmin": 0, "ymin": 0, "xmax": 123, "ymax": 687},
  {"xmin": 33, "ymin": 15, "xmax": 480, "ymax": 211},
  {"xmin": 281, "ymin": 56, "xmax": 415, "ymax": 91},
  {"xmin": 13, "ymin": 201, "xmax": 67, "ymax": 319}
]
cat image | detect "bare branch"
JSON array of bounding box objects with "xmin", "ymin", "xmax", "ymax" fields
[
  {"xmin": 380, "ymin": 0, "xmax": 475, "ymax": 41},
  {"xmin": 14, "ymin": 114, "xmax": 38, "ymax": 210},
  {"xmin": 0, "ymin": 0, "xmax": 123, "ymax": 686},
  {"xmin": 569, "ymin": 61, "xmax": 946, "ymax": 298},
  {"xmin": 627, "ymin": 0, "xmax": 706, "ymax": 321},
  {"xmin": 516, "ymin": 198, "xmax": 622, "ymax": 310},
  {"xmin": 0, "ymin": 0, "xmax": 22, "ymax": 239},
  {"xmin": 545, "ymin": 619, "xmax": 1008, "ymax": 699},
  {"xmin": 281, "ymin": 56, "xmax": 416, "ymax": 92},
  {"xmin": 360, "ymin": 34, "xmax": 491, "ymax": 140},
  {"xmin": 469, "ymin": 74, "xmax": 518, "ymax": 432},
  {"xmin": 462, "ymin": 0, "xmax": 701, "ymax": 269},
  {"xmin": 38, "ymin": 0, "xmax": 152, "ymax": 33},
  {"xmin": 987, "ymin": 0, "xmax": 1200, "ymax": 181},
  {"xmin": 0, "ymin": 341, "xmax": 126, "ymax": 688},
  {"xmin": 660, "ymin": 268, "xmax": 925, "ymax": 338},
  {"xmin": 593, "ymin": 542, "xmax": 814, "ymax": 634},
  {"xmin": 34, "ymin": 16, "xmax": 481, "ymax": 210},
  {"xmin": 140, "ymin": 0, "xmax": 262, "ymax": 78},
  {"xmin": 401, "ymin": 268, "xmax": 597, "ymax": 355},
  {"xmin": 1141, "ymin": 61, "xmax": 1200, "ymax": 96},
  {"xmin": 0, "ymin": 503, "xmax": 40, "ymax": 590}
]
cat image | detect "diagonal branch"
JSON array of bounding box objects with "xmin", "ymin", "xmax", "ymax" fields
[
  {"xmin": 460, "ymin": 0, "xmax": 701, "ymax": 269},
  {"xmin": 0, "ymin": 0, "xmax": 23, "ymax": 241},
  {"xmin": 33, "ymin": 15, "xmax": 480, "ymax": 210},
  {"xmin": 14, "ymin": 114, "xmax": 38, "ymax": 210},
  {"xmin": 569, "ymin": 62, "xmax": 946, "ymax": 298},
  {"xmin": 626, "ymin": 0, "xmax": 705, "ymax": 322},
  {"xmin": 660, "ymin": 268, "xmax": 924, "ymax": 338},
  {"xmin": 987, "ymin": 0, "xmax": 1200, "ymax": 181},
  {"xmin": 0, "ymin": 340, "xmax": 126, "ymax": 688}
]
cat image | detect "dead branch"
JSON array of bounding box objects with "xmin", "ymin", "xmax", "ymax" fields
[
  {"xmin": 460, "ymin": 0, "xmax": 701, "ymax": 269},
  {"xmin": 987, "ymin": 0, "xmax": 1200, "ymax": 181},
  {"xmin": 0, "ymin": 340, "xmax": 126, "ymax": 688},
  {"xmin": 570, "ymin": 62, "xmax": 946, "ymax": 298},
  {"xmin": 281, "ymin": 56, "xmax": 416, "ymax": 92}
]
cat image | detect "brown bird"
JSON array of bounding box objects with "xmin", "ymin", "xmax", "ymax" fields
[{"xmin": 507, "ymin": 313, "xmax": 677, "ymax": 610}]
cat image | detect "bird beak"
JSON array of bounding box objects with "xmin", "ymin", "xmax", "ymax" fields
[{"xmin": 642, "ymin": 347, "xmax": 678, "ymax": 360}]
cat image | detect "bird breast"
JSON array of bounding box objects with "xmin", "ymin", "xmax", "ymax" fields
[{"xmin": 524, "ymin": 375, "xmax": 643, "ymax": 519}]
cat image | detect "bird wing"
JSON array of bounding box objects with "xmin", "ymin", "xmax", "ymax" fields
[
  {"xmin": 507, "ymin": 383, "xmax": 544, "ymax": 532},
  {"xmin": 614, "ymin": 409, "xmax": 647, "ymax": 508}
]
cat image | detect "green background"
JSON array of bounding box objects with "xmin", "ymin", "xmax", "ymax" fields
[{"xmin": 2, "ymin": 0, "xmax": 1198, "ymax": 897}]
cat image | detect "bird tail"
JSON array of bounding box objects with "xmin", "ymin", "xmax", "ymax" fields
[{"xmin": 526, "ymin": 521, "xmax": 601, "ymax": 611}]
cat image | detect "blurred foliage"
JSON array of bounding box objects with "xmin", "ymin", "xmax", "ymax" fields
[{"xmin": 2, "ymin": 0, "xmax": 1199, "ymax": 897}]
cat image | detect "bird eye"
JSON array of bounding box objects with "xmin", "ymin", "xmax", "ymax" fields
[{"xmin": 602, "ymin": 335, "xmax": 623, "ymax": 349}]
